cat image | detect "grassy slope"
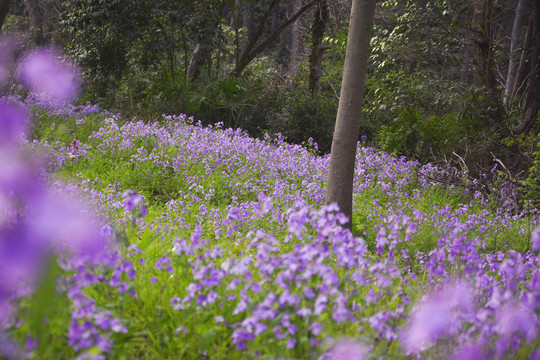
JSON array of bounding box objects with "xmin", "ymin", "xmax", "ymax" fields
[{"xmin": 24, "ymin": 104, "xmax": 540, "ymax": 359}]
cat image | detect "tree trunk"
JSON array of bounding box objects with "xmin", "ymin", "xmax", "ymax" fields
[
  {"xmin": 187, "ymin": 43, "xmax": 204, "ymax": 80},
  {"xmin": 324, "ymin": 0, "xmax": 376, "ymax": 228},
  {"xmin": 308, "ymin": 0, "xmax": 329, "ymax": 93},
  {"xmin": 0, "ymin": 0, "xmax": 10, "ymax": 33},
  {"xmin": 24, "ymin": 0, "xmax": 45, "ymax": 45},
  {"xmin": 231, "ymin": 0, "xmax": 316, "ymax": 77},
  {"xmin": 472, "ymin": 0, "xmax": 502, "ymax": 128},
  {"xmin": 227, "ymin": 0, "xmax": 241, "ymax": 69},
  {"xmin": 287, "ymin": 0, "xmax": 302, "ymax": 78},
  {"xmin": 510, "ymin": 11, "xmax": 533, "ymax": 105},
  {"xmin": 241, "ymin": 1, "xmax": 253, "ymax": 53},
  {"xmin": 504, "ymin": 0, "xmax": 528, "ymax": 106},
  {"xmin": 512, "ymin": 0, "xmax": 540, "ymax": 135}
]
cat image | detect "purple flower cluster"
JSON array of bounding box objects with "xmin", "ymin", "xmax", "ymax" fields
[
  {"xmin": 66, "ymin": 266, "xmax": 128, "ymax": 360},
  {"xmin": 33, "ymin": 106, "xmax": 536, "ymax": 357}
]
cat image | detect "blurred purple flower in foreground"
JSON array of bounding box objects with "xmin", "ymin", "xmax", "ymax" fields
[
  {"xmin": 450, "ymin": 343, "xmax": 487, "ymax": 360},
  {"xmin": 0, "ymin": 35, "xmax": 20, "ymax": 86},
  {"xmin": 495, "ymin": 303, "xmax": 537, "ymax": 342},
  {"xmin": 0, "ymin": 100, "xmax": 27, "ymax": 148},
  {"xmin": 319, "ymin": 338, "xmax": 367, "ymax": 360},
  {"xmin": 19, "ymin": 48, "xmax": 80, "ymax": 103},
  {"xmin": 29, "ymin": 190, "xmax": 108, "ymax": 260},
  {"xmin": 1, "ymin": 45, "xmax": 109, "ymax": 358},
  {"xmin": 401, "ymin": 281, "xmax": 473, "ymax": 354}
]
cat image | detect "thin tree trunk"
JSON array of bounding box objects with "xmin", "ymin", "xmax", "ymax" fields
[
  {"xmin": 308, "ymin": 0, "xmax": 329, "ymax": 93},
  {"xmin": 241, "ymin": 1, "xmax": 253, "ymax": 54},
  {"xmin": 228, "ymin": 0, "xmax": 241, "ymax": 68},
  {"xmin": 0, "ymin": 0, "xmax": 10, "ymax": 32},
  {"xmin": 187, "ymin": 43, "xmax": 203, "ymax": 80},
  {"xmin": 325, "ymin": 0, "xmax": 376, "ymax": 228},
  {"xmin": 24, "ymin": 0, "xmax": 45, "ymax": 45},
  {"xmin": 472, "ymin": 0, "xmax": 502, "ymax": 127},
  {"xmin": 510, "ymin": 12, "xmax": 533, "ymax": 105},
  {"xmin": 512, "ymin": 0, "xmax": 540, "ymax": 135},
  {"xmin": 504, "ymin": 0, "xmax": 528, "ymax": 106},
  {"xmin": 287, "ymin": 0, "xmax": 302, "ymax": 78}
]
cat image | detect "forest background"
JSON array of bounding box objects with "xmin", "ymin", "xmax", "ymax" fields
[{"xmin": 1, "ymin": 0, "xmax": 540, "ymax": 205}]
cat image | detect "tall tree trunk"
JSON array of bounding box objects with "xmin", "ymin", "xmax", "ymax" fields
[
  {"xmin": 510, "ymin": 11, "xmax": 533, "ymax": 105},
  {"xmin": 504, "ymin": 0, "xmax": 528, "ymax": 106},
  {"xmin": 187, "ymin": 43, "xmax": 213, "ymax": 81},
  {"xmin": 0, "ymin": 0, "xmax": 10, "ymax": 33},
  {"xmin": 472, "ymin": 0, "xmax": 502, "ymax": 128},
  {"xmin": 241, "ymin": 1, "xmax": 253, "ymax": 53},
  {"xmin": 24, "ymin": 0, "xmax": 44, "ymax": 45},
  {"xmin": 287, "ymin": 0, "xmax": 302, "ymax": 79},
  {"xmin": 186, "ymin": 3, "xmax": 224, "ymax": 81},
  {"xmin": 308, "ymin": 0, "xmax": 329, "ymax": 93},
  {"xmin": 325, "ymin": 0, "xmax": 376, "ymax": 228},
  {"xmin": 227, "ymin": 0, "xmax": 241, "ymax": 69},
  {"xmin": 187, "ymin": 43, "xmax": 204, "ymax": 80},
  {"xmin": 512, "ymin": 0, "xmax": 540, "ymax": 135}
]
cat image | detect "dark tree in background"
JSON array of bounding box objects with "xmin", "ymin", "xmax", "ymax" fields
[
  {"xmin": 472, "ymin": 0, "xmax": 502, "ymax": 128},
  {"xmin": 308, "ymin": 0, "xmax": 329, "ymax": 93},
  {"xmin": 231, "ymin": 0, "xmax": 317, "ymax": 77},
  {"xmin": 513, "ymin": 0, "xmax": 540, "ymax": 135},
  {"xmin": 24, "ymin": 0, "xmax": 44, "ymax": 45},
  {"xmin": 0, "ymin": 0, "xmax": 10, "ymax": 32},
  {"xmin": 503, "ymin": 0, "xmax": 528, "ymax": 106}
]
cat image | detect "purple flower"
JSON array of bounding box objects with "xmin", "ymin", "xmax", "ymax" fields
[
  {"xmin": 232, "ymin": 329, "xmax": 254, "ymax": 346},
  {"xmin": 286, "ymin": 338, "xmax": 296, "ymax": 349},
  {"xmin": 310, "ymin": 322, "xmax": 323, "ymax": 336},
  {"xmin": 450, "ymin": 343, "xmax": 487, "ymax": 360},
  {"xmin": 122, "ymin": 190, "xmax": 143, "ymax": 212},
  {"xmin": 28, "ymin": 192, "xmax": 107, "ymax": 260},
  {"xmin": 401, "ymin": 281, "xmax": 473, "ymax": 354},
  {"xmin": 19, "ymin": 48, "xmax": 80, "ymax": 103},
  {"xmin": 320, "ymin": 338, "xmax": 367, "ymax": 360},
  {"xmin": 494, "ymin": 303, "xmax": 537, "ymax": 342}
]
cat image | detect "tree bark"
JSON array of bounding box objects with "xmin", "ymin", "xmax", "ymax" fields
[
  {"xmin": 504, "ymin": 0, "xmax": 528, "ymax": 106},
  {"xmin": 308, "ymin": 0, "xmax": 329, "ymax": 93},
  {"xmin": 512, "ymin": 0, "xmax": 540, "ymax": 135},
  {"xmin": 287, "ymin": 0, "xmax": 302, "ymax": 78},
  {"xmin": 0, "ymin": 0, "xmax": 10, "ymax": 33},
  {"xmin": 472, "ymin": 0, "xmax": 502, "ymax": 127},
  {"xmin": 325, "ymin": 0, "xmax": 376, "ymax": 228},
  {"xmin": 24, "ymin": 0, "xmax": 45, "ymax": 45},
  {"xmin": 510, "ymin": 11, "xmax": 533, "ymax": 105},
  {"xmin": 231, "ymin": 0, "xmax": 317, "ymax": 77}
]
